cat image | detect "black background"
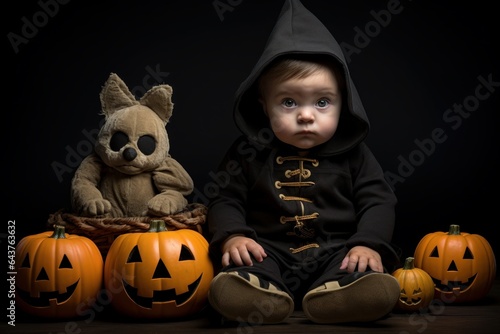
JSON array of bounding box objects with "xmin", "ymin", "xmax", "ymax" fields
[{"xmin": 5, "ymin": 0, "xmax": 499, "ymax": 272}]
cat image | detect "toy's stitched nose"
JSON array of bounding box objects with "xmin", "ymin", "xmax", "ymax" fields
[{"xmin": 123, "ymin": 147, "xmax": 137, "ymax": 161}]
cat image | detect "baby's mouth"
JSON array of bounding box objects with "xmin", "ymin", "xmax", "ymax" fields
[{"xmin": 297, "ymin": 130, "xmax": 314, "ymax": 135}]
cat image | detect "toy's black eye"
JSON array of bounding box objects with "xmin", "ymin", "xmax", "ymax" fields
[
  {"xmin": 110, "ymin": 131, "xmax": 129, "ymax": 152},
  {"xmin": 138, "ymin": 135, "xmax": 156, "ymax": 155}
]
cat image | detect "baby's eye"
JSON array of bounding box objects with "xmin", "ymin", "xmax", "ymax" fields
[
  {"xmin": 281, "ymin": 98, "xmax": 297, "ymax": 108},
  {"xmin": 316, "ymin": 99, "xmax": 330, "ymax": 108}
]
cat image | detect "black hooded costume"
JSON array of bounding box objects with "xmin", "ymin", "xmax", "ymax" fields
[{"xmin": 207, "ymin": 0, "xmax": 400, "ymax": 299}]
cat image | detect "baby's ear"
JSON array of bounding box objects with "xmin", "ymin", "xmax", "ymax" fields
[
  {"xmin": 100, "ymin": 73, "xmax": 138, "ymax": 117},
  {"xmin": 140, "ymin": 85, "xmax": 173, "ymax": 124}
]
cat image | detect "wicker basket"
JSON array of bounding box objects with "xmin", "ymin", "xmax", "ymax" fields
[{"xmin": 47, "ymin": 203, "xmax": 207, "ymax": 258}]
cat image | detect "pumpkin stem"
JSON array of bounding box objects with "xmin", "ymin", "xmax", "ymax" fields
[
  {"xmin": 50, "ymin": 225, "xmax": 67, "ymax": 239},
  {"xmin": 403, "ymin": 257, "xmax": 415, "ymax": 270},
  {"xmin": 448, "ymin": 224, "xmax": 461, "ymax": 235},
  {"xmin": 148, "ymin": 220, "xmax": 167, "ymax": 232}
]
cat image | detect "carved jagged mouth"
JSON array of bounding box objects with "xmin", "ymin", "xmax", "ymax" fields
[
  {"xmin": 432, "ymin": 274, "xmax": 477, "ymax": 292},
  {"xmin": 123, "ymin": 274, "xmax": 202, "ymax": 308},
  {"xmin": 17, "ymin": 279, "xmax": 80, "ymax": 307},
  {"xmin": 399, "ymin": 296, "xmax": 422, "ymax": 306}
]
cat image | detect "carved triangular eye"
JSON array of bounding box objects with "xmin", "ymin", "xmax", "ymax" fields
[
  {"xmin": 414, "ymin": 288, "xmax": 422, "ymax": 294},
  {"xmin": 59, "ymin": 254, "xmax": 72, "ymax": 269},
  {"xmin": 20, "ymin": 253, "xmax": 30, "ymax": 268},
  {"xmin": 179, "ymin": 245, "xmax": 194, "ymax": 261},
  {"xmin": 430, "ymin": 246, "xmax": 439, "ymax": 257},
  {"xmin": 127, "ymin": 245, "xmax": 142, "ymax": 263},
  {"xmin": 463, "ymin": 247, "xmax": 474, "ymax": 259}
]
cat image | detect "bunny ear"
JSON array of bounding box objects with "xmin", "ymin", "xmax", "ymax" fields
[
  {"xmin": 99, "ymin": 73, "xmax": 139, "ymax": 116},
  {"xmin": 140, "ymin": 84, "xmax": 173, "ymax": 123}
]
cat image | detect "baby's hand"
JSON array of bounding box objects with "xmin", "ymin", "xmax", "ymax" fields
[
  {"xmin": 340, "ymin": 246, "xmax": 383, "ymax": 273},
  {"xmin": 221, "ymin": 235, "xmax": 267, "ymax": 267}
]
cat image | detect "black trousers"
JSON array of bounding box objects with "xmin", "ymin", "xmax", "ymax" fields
[{"xmin": 220, "ymin": 243, "xmax": 357, "ymax": 303}]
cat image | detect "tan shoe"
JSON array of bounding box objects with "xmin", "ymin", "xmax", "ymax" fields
[
  {"xmin": 208, "ymin": 271, "xmax": 294, "ymax": 324},
  {"xmin": 302, "ymin": 272, "xmax": 400, "ymax": 323}
]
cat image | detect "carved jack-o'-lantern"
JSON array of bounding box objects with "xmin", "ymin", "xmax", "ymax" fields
[
  {"xmin": 414, "ymin": 224, "xmax": 496, "ymax": 303},
  {"xmin": 15, "ymin": 225, "xmax": 103, "ymax": 319},
  {"xmin": 104, "ymin": 220, "xmax": 214, "ymax": 319},
  {"xmin": 392, "ymin": 257, "xmax": 435, "ymax": 312}
]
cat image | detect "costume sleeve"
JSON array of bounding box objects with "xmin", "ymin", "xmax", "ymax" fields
[
  {"xmin": 207, "ymin": 137, "xmax": 259, "ymax": 258},
  {"xmin": 345, "ymin": 143, "xmax": 401, "ymax": 270}
]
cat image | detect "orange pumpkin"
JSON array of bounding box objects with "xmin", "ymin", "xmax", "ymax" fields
[
  {"xmin": 392, "ymin": 257, "xmax": 435, "ymax": 312},
  {"xmin": 104, "ymin": 220, "xmax": 214, "ymax": 319},
  {"xmin": 15, "ymin": 225, "xmax": 103, "ymax": 319},
  {"xmin": 414, "ymin": 224, "xmax": 496, "ymax": 303}
]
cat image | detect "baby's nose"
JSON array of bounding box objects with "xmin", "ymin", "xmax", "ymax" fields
[{"xmin": 297, "ymin": 106, "xmax": 315, "ymax": 122}]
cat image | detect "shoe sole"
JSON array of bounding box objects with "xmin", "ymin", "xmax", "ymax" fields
[
  {"xmin": 208, "ymin": 272, "xmax": 294, "ymax": 324},
  {"xmin": 302, "ymin": 273, "xmax": 400, "ymax": 323}
]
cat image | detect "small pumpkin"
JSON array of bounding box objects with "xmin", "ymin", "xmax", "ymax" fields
[
  {"xmin": 104, "ymin": 220, "xmax": 214, "ymax": 319},
  {"xmin": 392, "ymin": 257, "xmax": 435, "ymax": 312},
  {"xmin": 414, "ymin": 224, "xmax": 496, "ymax": 303},
  {"xmin": 15, "ymin": 225, "xmax": 103, "ymax": 319}
]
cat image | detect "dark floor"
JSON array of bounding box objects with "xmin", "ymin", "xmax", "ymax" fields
[{"xmin": 4, "ymin": 279, "xmax": 500, "ymax": 334}]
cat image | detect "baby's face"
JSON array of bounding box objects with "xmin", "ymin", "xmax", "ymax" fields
[{"xmin": 260, "ymin": 67, "xmax": 341, "ymax": 150}]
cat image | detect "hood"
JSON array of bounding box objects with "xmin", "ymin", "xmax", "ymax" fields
[{"xmin": 233, "ymin": 0, "xmax": 369, "ymax": 155}]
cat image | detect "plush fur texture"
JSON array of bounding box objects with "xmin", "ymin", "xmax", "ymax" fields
[{"xmin": 71, "ymin": 73, "xmax": 194, "ymax": 218}]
